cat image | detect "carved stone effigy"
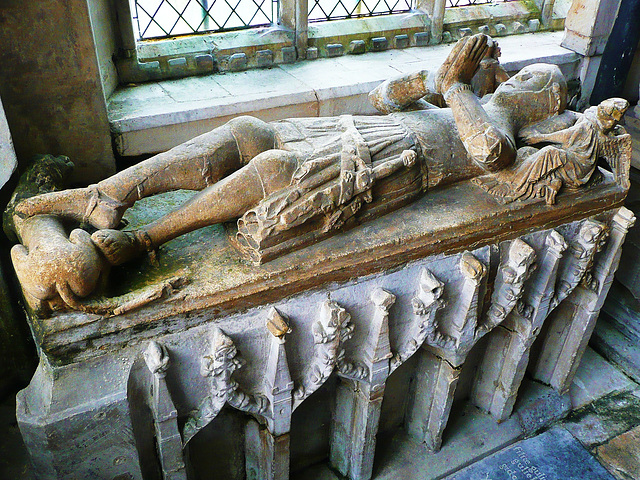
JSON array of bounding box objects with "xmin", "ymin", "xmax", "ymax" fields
[{"xmin": 7, "ymin": 34, "xmax": 637, "ymax": 480}]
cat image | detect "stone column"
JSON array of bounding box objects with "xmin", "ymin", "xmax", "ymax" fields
[
  {"xmin": 143, "ymin": 341, "xmax": 189, "ymax": 480},
  {"xmin": 416, "ymin": 0, "xmax": 445, "ymax": 45},
  {"xmin": 470, "ymin": 231, "xmax": 567, "ymax": 421},
  {"xmin": 404, "ymin": 252, "xmax": 486, "ymax": 452},
  {"xmin": 533, "ymin": 208, "xmax": 636, "ymax": 392},
  {"xmin": 540, "ymin": 0, "xmax": 556, "ymax": 27},
  {"xmin": 280, "ymin": 0, "xmax": 308, "ymax": 58},
  {"xmin": 330, "ymin": 288, "xmax": 394, "ymax": 480},
  {"xmin": 405, "ymin": 240, "xmax": 535, "ymax": 450},
  {"xmin": 405, "ymin": 350, "xmax": 461, "ymax": 451},
  {"xmin": 561, "ymin": 0, "xmax": 624, "ymax": 106},
  {"xmin": 246, "ymin": 308, "xmax": 293, "ymax": 480}
]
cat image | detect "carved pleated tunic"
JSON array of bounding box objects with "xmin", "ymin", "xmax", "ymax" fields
[{"xmin": 235, "ymin": 115, "xmax": 427, "ymax": 253}]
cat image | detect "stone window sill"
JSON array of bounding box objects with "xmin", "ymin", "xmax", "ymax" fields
[{"xmin": 108, "ymin": 31, "xmax": 579, "ymax": 157}]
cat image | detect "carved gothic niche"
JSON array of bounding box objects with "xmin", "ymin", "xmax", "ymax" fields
[
  {"xmin": 183, "ymin": 327, "xmax": 267, "ymax": 446},
  {"xmin": 339, "ymin": 287, "xmax": 396, "ymax": 384},
  {"xmin": 293, "ymin": 300, "xmax": 354, "ymax": 410},
  {"xmin": 419, "ymin": 252, "xmax": 487, "ymax": 365},
  {"xmin": 391, "ymin": 268, "xmax": 446, "ymax": 372}
]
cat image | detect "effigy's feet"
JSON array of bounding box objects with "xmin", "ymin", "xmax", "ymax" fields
[
  {"xmin": 15, "ymin": 185, "xmax": 127, "ymax": 230},
  {"xmin": 91, "ymin": 229, "xmax": 145, "ymax": 266}
]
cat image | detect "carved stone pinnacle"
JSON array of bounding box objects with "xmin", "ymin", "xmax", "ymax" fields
[
  {"xmin": 266, "ymin": 307, "xmax": 292, "ymax": 339},
  {"xmin": 143, "ymin": 340, "xmax": 170, "ymax": 376},
  {"xmin": 460, "ymin": 252, "xmax": 487, "ymax": 281}
]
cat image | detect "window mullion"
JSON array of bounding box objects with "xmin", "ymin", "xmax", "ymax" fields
[
  {"xmin": 114, "ymin": 0, "xmax": 138, "ymax": 53},
  {"xmin": 540, "ymin": 0, "xmax": 555, "ymax": 27},
  {"xmin": 416, "ymin": 0, "xmax": 445, "ymax": 44},
  {"xmin": 280, "ymin": 0, "xmax": 308, "ymax": 58}
]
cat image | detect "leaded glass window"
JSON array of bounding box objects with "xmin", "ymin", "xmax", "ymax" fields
[{"xmin": 133, "ymin": 0, "xmax": 277, "ymax": 39}]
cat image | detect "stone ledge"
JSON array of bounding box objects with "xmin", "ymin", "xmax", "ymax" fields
[{"xmin": 108, "ymin": 31, "xmax": 580, "ymax": 156}]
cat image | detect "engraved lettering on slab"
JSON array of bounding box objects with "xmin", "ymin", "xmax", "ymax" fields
[{"xmin": 497, "ymin": 446, "xmax": 548, "ymax": 479}]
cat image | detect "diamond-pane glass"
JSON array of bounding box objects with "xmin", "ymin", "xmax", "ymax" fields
[
  {"xmin": 308, "ymin": 0, "xmax": 414, "ymax": 22},
  {"xmin": 133, "ymin": 0, "xmax": 276, "ymax": 39}
]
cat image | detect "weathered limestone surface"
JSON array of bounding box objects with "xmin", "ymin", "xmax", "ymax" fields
[
  {"xmin": 562, "ymin": 0, "xmax": 622, "ymax": 56},
  {"xmin": 532, "ymin": 207, "xmax": 634, "ymax": 392},
  {"xmin": 0, "ymin": 0, "xmax": 116, "ymax": 183},
  {"xmin": 470, "ymin": 230, "xmax": 567, "ymax": 421},
  {"xmin": 13, "ymin": 168, "xmax": 633, "ymax": 479},
  {"xmin": 447, "ymin": 427, "xmax": 616, "ymax": 479},
  {"xmin": 595, "ymin": 424, "xmax": 640, "ymax": 480}
]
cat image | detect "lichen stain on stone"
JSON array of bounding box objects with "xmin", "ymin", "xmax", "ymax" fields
[{"xmin": 565, "ymin": 390, "xmax": 640, "ymax": 433}]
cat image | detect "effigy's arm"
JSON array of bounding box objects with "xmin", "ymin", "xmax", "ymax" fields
[
  {"xmin": 368, "ymin": 70, "xmax": 442, "ymax": 114},
  {"xmin": 369, "ymin": 37, "xmax": 507, "ymax": 115},
  {"xmin": 438, "ymin": 35, "xmax": 517, "ymax": 172}
]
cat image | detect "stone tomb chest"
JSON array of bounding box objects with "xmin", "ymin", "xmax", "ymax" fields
[{"xmin": 15, "ymin": 170, "xmax": 634, "ymax": 480}]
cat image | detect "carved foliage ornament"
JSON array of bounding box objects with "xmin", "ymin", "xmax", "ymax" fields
[
  {"xmin": 293, "ymin": 300, "xmax": 354, "ymax": 409},
  {"xmin": 183, "ymin": 328, "xmax": 267, "ymax": 446}
]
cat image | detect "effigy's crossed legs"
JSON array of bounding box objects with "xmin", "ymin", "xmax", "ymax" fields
[
  {"xmin": 17, "ymin": 116, "xmax": 299, "ymax": 264},
  {"xmin": 95, "ymin": 148, "xmax": 299, "ymax": 265}
]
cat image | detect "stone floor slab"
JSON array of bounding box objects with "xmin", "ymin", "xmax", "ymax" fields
[
  {"xmin": 513, "ymin": 379, "xmax": 571, "ymax": 435},
  {"xmin": 563, "ymin": 389, "xmax": 640, "ymax": 448},
  {"xmin": 445, "ymin": 427, "xmax": 616, "ymax": 480},
  {"xmin": 372, "ymin": 404, "xmax": 524, "ymax": 480},
  {"xmin": 292, "ymin": 464, "xmax": 340, "ymax": 480},
  {"xmin": 592, "ymin": 313, "xmax": 640, "ymax": 383},
  {"xmin": 601, "ymin": 281, "xmax": 640, "ymax": 343},
  {"xmin": 595, "ymin": 424, "xmax": 640, "ymax": 480},
  {"xmin": 569, "ymin": 347, "xmax": 635, "ymax": 409}
]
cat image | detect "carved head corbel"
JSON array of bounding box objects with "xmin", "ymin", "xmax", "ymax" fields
[
  {"xmin": 143, "ymin": 340, "xmax": 170, "ymax": 377},
  {"xmin": 577, "ymin": 220, "xmax": 608, "ymax": 253}
]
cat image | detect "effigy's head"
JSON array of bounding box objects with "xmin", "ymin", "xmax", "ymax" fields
[{"xmin": 492, "ymin": 63, "xmax": 568, "ymax": 127}]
